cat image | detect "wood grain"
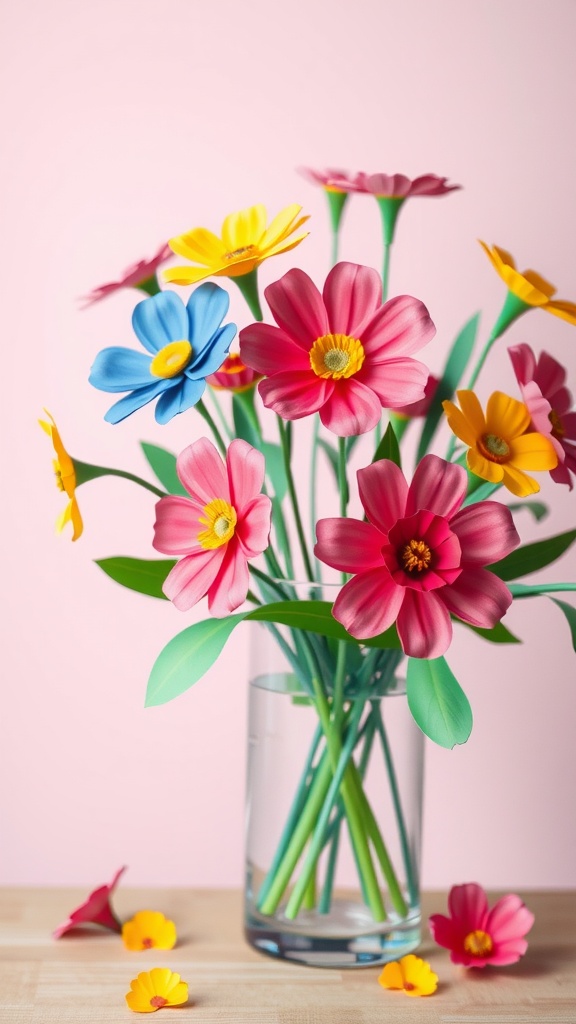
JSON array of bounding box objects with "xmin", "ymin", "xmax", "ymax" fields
[{"xmin": 0, "ymin": 889, "xmax": 574, "ymax": 1023}]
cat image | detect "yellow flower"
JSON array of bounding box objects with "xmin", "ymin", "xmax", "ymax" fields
[
  {"xmin": 443, "ymin": 390, "xmax": 558, "ymax": 497},
  {"xmin": 378, "ymin": 954, "xmax": 438, "ymax": 996},
  {"xmin": 122, "ymin": 911, "xmax": 177, "ymax": 951},
  {"xmin": 125, "ymin": 968, "xmax": 188, "ymax": 1013},
  {"xmin": 164, "ymin": 203, "xmax": 309, "ymax": 285},
  {"xmin": 479, "ymin": 242, "xmax": 576, "ymax": 325},
  {"xmin": 39, "ymin": 410, "xmax": 83, "ymax": 541}
]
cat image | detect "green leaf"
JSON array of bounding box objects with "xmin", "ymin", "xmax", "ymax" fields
[
  {"xmin": 490, "ymin": 528, "xmax": 576, "ymax": 581},
  {"xmin": 372, "ymin": 421, "xmax": 401, "ymax": 468},
  {"xmin": 145, "ymin": 613, "xmax": 247, "ymax": 706},
  {"xmin": 95, "ymin": 557, "xmax": 175, "ymax": 599},
  {"xmin": 406, "ymin": 656, "xmax": 473, "ymax": 748},
  {"xmin": 262, "ymin": 442, "xmax": 288, "ymax": 501},
  {"xmin": 246, "ymin": 600, "xmax": 401, "ymax": 650},
  {"xmin": 416, "ymin": 312, "xmax": 480, "ymax": 461},
  {"xmin": 140, "ymin": 443, "xmax": 187, "ymax": 496},
  {"xmin": 507, "ymin": 501, "xmax": 549, "ymax": 522},
  {"xmin": 550, "ymin": 598, "xmax": 576, "ymax": 652},
  {"xmin": 460, "ymin": 620, "xmax": 521, "ymax": 644},
  {"xmin": 232, "ymin": 390, "xmax": 260, "ymax": 448},
  {"xmin": 318, "ymin": 438, "xmax": 339, "ymax": 485}
]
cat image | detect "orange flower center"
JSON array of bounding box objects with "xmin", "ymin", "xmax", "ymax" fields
[
  {"xmin": 309, "ymin": 333, "xmax": 365, "ymax": 380},
  {"xmin": 224, "ymin": 244, "xmax": 255, "ymax": 261},
  {"xmin": 463, "ymin": 929, "xmax": 493, "ymax": 956},
  {"xmin": 401, "ymin": 539, "xmax": 432, "ymax": 573},
  {"xmin": 549, "ymin": 408, "xmax": 565, "ymax": 439},
  {"xmin": 142, "ymin": 937, "xmax": 154, "ymax": 949},
  {"xmin": 403, "ymin": 981, "xmax": 416, "ymax": 992},
  {"xmin": 150, "ymin": 996, "xmax": 168, "ymax": 1008},
  {"xmin": 478, "ymin": 432, "xmax": 511, "ymax": 463}
]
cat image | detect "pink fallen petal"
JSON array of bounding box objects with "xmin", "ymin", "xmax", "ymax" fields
[
  {"xmin": 448, "ymin": 883, "xmax": 489, "ymax": 931},
  {"xmin": 396, "ymin": 588, "xmax": 453, "ymax": 658},
  {"xmin": 486, "ymin": 939, "xmax": 529, "ymax": 966},
  {"xmin": 322, "ymin": 262, "xmax": 381, "ymax": 335},
  {"xmin": 486, "ymin": 894, "xmax": 535, "ymax": 943}
]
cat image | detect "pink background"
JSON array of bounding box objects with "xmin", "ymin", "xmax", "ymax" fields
[{"xmin": 2, "ymin": 0, "xmax": 576, "ymax": 890}]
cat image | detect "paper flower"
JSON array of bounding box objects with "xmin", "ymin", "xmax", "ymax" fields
[
  {"xmin": 297, "ymin": 166, "xmax": 353, "ymax": 192},
  {"xmin": 378, "ymin": 954, "xmax": 438, "ymax": 996},
  {"xmin": 206, "ymin": 352, "xmax": 262, "ymax": 393},
  {"xmin": 480, "ymin": 242, "xmax": 576, "ymax": 334},
  {"xmin": 122, "ymin": 911, "xmax": 177, "ymax": 951},
  {"xmin": 443, "ymin": 389, "xmax": 558, "ymax": 497},
  {"xmin": 125, "ymin": 968, "xmax": 188, "ymax": 1013},
  {"xmin": 80, "ymin": 243, "xmax": 172, "ymax": 307},
  {"xmin": 315, "ymin": 454, "xmax": 519, "ymax": 658},
  {"xmin": 89, "ymin": 285, "xmax": 236, "ymax": 425},
  {"xmin": 337, "ymin": 172, "xmax": 461, "ymax": 199},
  {"xmin": 164, "ymin": 204, "xmax": 309, "ymax": 286},
  {"xmin": 53, "ymin": 866, "xmax": 126, "ymax": 937},
  {"xmin": 153, "ymin": 438, "xmax": 272, "ymax": 616},
  {"xmin": 39, "ymin": 410, "xmax": 83, "ymax": 541},
  {"xmin": 239, "ymin": 261, "xmax": 434, "ymax": 437},
  {"xmin": 509, "ymin": 343, "xmax": 576, "ymax": 490},
  {"xmin": 429, "ymin": 882, "xmax": 534, "ymax": 968}
]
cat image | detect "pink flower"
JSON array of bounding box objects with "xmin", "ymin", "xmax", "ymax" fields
[
  {"xmin": 429, "ymin": 882, "xmax": 534, "ymax": 968},
  {"xmin": 239, "ymin": 262, "xmax": 435, "ymax": 437},
  {"xmin": 331, "ymin": 172, "xmax": 461, "ymax": 198},
  {"xmin": 314, "ymin": 454, "xmax": 519, "ymax": 658},
  {"xmin": 509, "ymin": 343, "xmax": 576, "ymax": 490},
  {"xmin": 297, "ymin": 166, "xmax": 354, "ymax": 192},
  {"xmin": 152, "ymin": 438, "xmax": 272, "ymax": 616},
  {"xmin": 206, "ymin": 352, "xmax": 262, "ymax": 393},
  {"xmin": 53, "ymin": 866, "xmax": 126, "ymax": 938},
  {"xmin": 80, "ymin": 243, "xmax": 171, "ymax": 307},
  {"xmin": 394, "ymin": 374, "xmax": 440, "ymax": 418}
]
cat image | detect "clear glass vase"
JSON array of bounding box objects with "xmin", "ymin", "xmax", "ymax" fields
[{"xmin": 244, "ymin": 606, "xmax": 424, "ymax": 968}]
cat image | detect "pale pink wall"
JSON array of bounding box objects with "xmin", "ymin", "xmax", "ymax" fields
[{"xmin": 2, "ymin": 0, "xmax": 575, "ymax": 889}]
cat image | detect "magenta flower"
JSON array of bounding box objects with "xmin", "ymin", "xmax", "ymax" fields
[
  {"xmin": 314, "ymin": 454, "xmax": 519, "ymax": 658},
  {"xmin": 429, "ymin": 883, "xmax": 534, "ymax": 968},
  {"xmin": 509, "ymin": 343, "xmax": 576, "ymax": 490},
  {"xmin": 53, "ymin": 866, "xmax": 126, "ymax": 938},
  {"xmin": 80, "ymin": 243, "xmax": 171, "ymax": 307},
  {"xmin": 239, "ymin": 262, "xmax": 435, "ymax": 437},
  {"xmin": 297, "ymin": 166, "xmax": 353, "ymax": 192},
  {"xmin": 152, "ymin": 438, "xmax": 272, "ymax": 616}
]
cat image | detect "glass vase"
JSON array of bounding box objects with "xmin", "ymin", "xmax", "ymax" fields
[{"xmin": 243, "ymin": 608, "xmax": 424, "ymax": 968}]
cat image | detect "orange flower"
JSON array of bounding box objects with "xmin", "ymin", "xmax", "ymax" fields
[
  {"xmin": 122, "ymin": 911, "xmax": 177, "ymax": 951},
  {"xmin": 378, "ymin": 954, "xmax": 438, "ymax": 996}
]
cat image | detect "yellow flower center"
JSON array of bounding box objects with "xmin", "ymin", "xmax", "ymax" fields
[
  {"xmin": 479, "ymin": 432, "xmax": 511, "ymax": 463},
  {"xmin": 463, "ymin": 929, "xmax": 493, "ymax": 956},
  {"xmin": 150, "ymin": 996, "xmax": 168, "ymax": 1008},
  {"xmin": 150, "ymin": 340, "xmax": 193, "ymax": 379},
  {"xmin": 224, "ymin": 244, "xmax": 256, "ymax": 261},
  {"xmin": 401, "ymin": 539, "xmax": 432, "ymax": 573},
  {"xmin": 198, "ymin": 498, "xmax": 237, "ymax": 549},
  {"xmin": 549, "ymin": 408, "xmax": 565, "ymax": 439},
  {"xmin": 309, "ymin": 333, "xmax": 365, "ymax": 380},
  {"xmin": 53, "ymin": 459, "xmax": 65, "ymax": 492}
]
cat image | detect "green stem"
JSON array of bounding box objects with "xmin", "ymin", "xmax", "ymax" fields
[
  {"xmin": 73, "ymin": 461, "xmax": 165, "ymax": 498},
  {"xmin": 338, "ymin": 436, "xmax": 349, "ymax": 516},
  {"xmin": 233, "ymin": 268, "xmax": 263, "ymax": 321},
  {"xmin": 206, "ymin": 386, "xmax": 234, "ymax": 441},
  {"xmin": 309, "ymin": 417, "xmax": 322, "ymax": 582},
  {"xmin": 382, "ymin": 241, "xmax": 392, "ymax": 302},
  {"xmin": 510, "ymin": 582, "xmax": 576, "ymax": 596},
  {"xmin": 278, "ymin": 418, "xmax": 315, "ymax": 582},
  {"xmin": 196, "ymin": 399, "xmax": 227, "ymax": 455},
  {"xmin": 374, "ymin": 707, "xmax": 418, "ymax": 907}
]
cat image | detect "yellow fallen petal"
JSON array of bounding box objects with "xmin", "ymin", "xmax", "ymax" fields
[{"xmin": 378, "ymin": 960, "xmax": 404, "ymax": 990}]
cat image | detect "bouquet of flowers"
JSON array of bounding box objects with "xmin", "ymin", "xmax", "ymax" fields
[{"xmin": 42, "ymin": 167, "xmax": 576, "ymax": 965}]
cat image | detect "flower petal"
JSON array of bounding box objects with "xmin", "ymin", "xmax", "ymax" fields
[
  {"xmin": 508, "ymin": 342, "xmax": 536, "ymax": 386},
  {"xmin": 486, "ymin": 391, "xmax": 530, "ymax": 437},
  {"xmin": 322, "ymin": 262, "xmax": 382, "ymax": 335},
  {"xmin": 486, "ymin": 894, "xmax": 534, "ymax": 944},
  {"xmin": 358, "ymin": 294, "xmax": 436, "ymax": 358},
  {"xmin": 450, "ymin": 501, "xmax": 520, "ymax": 565},
  {"xmin": 132, "ymin": 291, "xmax": 189, "ymax": 353},
  {"xmin": 239, "ymin": 324, "xmax": 311, "ymax": 375},
  {"xmin": 448, "ymin": 883, "xmax": 489, "ymax": 931},
  {"xmin": 319, "ymin": 378, "xmax": 382, "ymax": 436},
  {"xmin": 103, "ymin": 380, "xmax": 172, "ymax": 424},
  {"xmin": 227, "ymin": 439, "xmax": 266, "ymax": 509},
  {"xmin": 259, "ymin": 372, "xmax": 332, "ymax": 420},
  {"xmin": 186, "ymin": 282, "xmax": 230, "ymax": 348},
  {"xmin": 152, "ymin": 496, "xmax": 203, "ymax": 555},
  {"xmin": 396, "ymin": 588, "xmax": 453, "ymax": 658},
  {"xmin": 89, "ymin": 347, "xmax": 154, "ymax": 392},
  {"xmin": 357, "ymin": 459, "xmax": 408, "ymax": 534},
  {"xmin": 510, "ymin": 432, "xmax": 558, "ymax": 470},
  {"xmin": 440, "ymin": 568, "xmax": 513, "ymax": 628},
  {"xmin": 154, "ymin": 377, "xmax": 206, "ymax": 424},
  {"xmin": 358, "ymin": 357, "xmax": 429, "ymax": 408},
  {"xmin": 501, "ymin": 462, "xmax": 540, "ymax": 497},
  {"xmin": 315, "ymin": 518, "xmax": 386, "ymax": 573},
  {"xmin": 187, "ymin": 323, "xmax": 236, "ymax": 379},
  {"xmin": 405, "ymin": 454, "xmax": 467, "ymax": 519},
  {"xmin": 265, "ymin": 268, "xmax": 328, "ymax": 347},
  {"xmin": 333, "ymin": 568, "xmax": 404, "ymax": 639},
  {"xmin": 428, "ymin": 912, "xmax": 462, "ymax": 951},
  {"xmin": 163, "ymin": 546, "xmax": 225, "ymax": 611},
  {"xmin": 236, "ymin": 495, "xmax": 272, "ymax": 558},
  {"xmin": 207, "ymin": 542, "xmax": 249, "ymax": 615},
  {"xmin": 176, "ymin": 438, "xmax": 229, "ymax": 504},
  {"xmin": 222, "ymin": 204, "xmax": 267, "ymax": 249},
  {"xmin": 169, "ymin": 226, "xmax": 226, "ymax": 263}
]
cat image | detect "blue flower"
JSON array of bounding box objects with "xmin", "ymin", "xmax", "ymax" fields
[{"xmin": 89, "ymin": 285, "xmax": 236, "ymax": 424}]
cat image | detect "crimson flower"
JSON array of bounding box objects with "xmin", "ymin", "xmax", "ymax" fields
[
  {"xmin": 206, "ymin": 352, "xmax": 262, "ymax": 393},
  {"xmin": 239, "ymin": 262, "xmax": 434, "ymax": 437},
  {"xmin": 429, "ymin": 883, "xmax": 534, "ymax": 968},
  {"xmin": 53, "ymin": 866, "xmax": 126, "ymax": 937},
  {"xmin": 314, "ymin": 454, "xmax": 519, "ymax": 659},
  {"xmin": 330, "ymin": 172, "xmax": 461, "ymax": 198},
  {"xmin": 153, "ymin": 438, "xmax": 271, "ymax": 615},
  {"xmin": 509, "ymin": 343, "xmax": 576, "ymax": 490},
  {"xmin": 80, "ymin": 243, "xmax": 171, "ymax": 307}
]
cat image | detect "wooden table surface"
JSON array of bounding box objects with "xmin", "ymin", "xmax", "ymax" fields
[{"xmin": 1, "ymin": 888, "xmax": 575, "ymax": 1023}]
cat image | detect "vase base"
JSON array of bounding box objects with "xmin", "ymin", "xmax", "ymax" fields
[{"xmin": 245, "ymin": 900, "xmax": 421, "ymax": 969}]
